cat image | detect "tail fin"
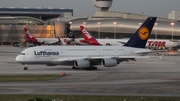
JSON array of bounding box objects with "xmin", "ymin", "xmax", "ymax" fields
[
  {"xmin": 66, "ymin": 26, "xmax": 76, "ymax": 38},
  {"xmin": 124, "ymin": 17, "xmax": 157, "ymax": 48},
  {"xmin": 24, "ymin": 28, "xmax": 37, "ymax": 43},
  {"xmin": 80, "ymin": 26, "xmax": 100, "ymax": 45}
]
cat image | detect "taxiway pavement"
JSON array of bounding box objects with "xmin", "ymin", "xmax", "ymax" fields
[{"xmin": 0, "ymin": 46, "xmax": 180, "ymax": 96}]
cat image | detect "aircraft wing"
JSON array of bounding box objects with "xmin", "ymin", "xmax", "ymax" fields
[
  {"xmin": 90, "ymin": 56, "xmax": 151, "ymax": 60},
  {"xmin": 49, "ymin": 57, "xmax": 90, "ymax": 66},
  {"xmin": 50, "ymin": 55, "xmax": 154, "ymax": 63},
  {"xmin": 116, "ymin": 41, "xmax": 127, "ymax": 44},
  {"xmin": 48, "ymin": 40, "xmax": 60, "ymax": 45},
  {"xmin": 52, "ymin": 57, "xmax": 89, "ymax": 62},
  {"xmin": 133, "ymin": 50, "xmax": 152, "ymax": 54}
]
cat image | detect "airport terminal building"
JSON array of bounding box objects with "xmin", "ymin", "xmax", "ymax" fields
[
  {"xmin": 0, "ymin": 7, "xmax": 73, "ymax": 44},
  {"xmin": 1, "ymin": 0, "xmax": 180, "ymax": 44},
  {"xmin": 68, "ymin": 0, "xmax": 180, "ymax": 41}
]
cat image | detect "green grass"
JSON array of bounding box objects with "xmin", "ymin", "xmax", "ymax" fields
[
  {"xmin": 0, "ymin": 75, "xmax": 64, "ymax": 82},
  {"xmin": 0, "ymin": 95, "xmax": 179, "ymax": 101}
]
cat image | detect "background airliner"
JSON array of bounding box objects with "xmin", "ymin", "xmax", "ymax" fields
[
  {"xmin": 24, "ymin": 28, "xmax": 61, "ymax": 45},
  {"xmin": 67, "ymin": 26, "xmax": 177, "ymax": 49},
  {"xmin": 16, "ymin": 17, "xmax": 157, "ymax": 70}
]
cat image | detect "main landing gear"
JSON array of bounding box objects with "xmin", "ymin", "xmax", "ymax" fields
[
  {"xmin": 72, "ymin": 66, "xmax": 78, "ymax": 69},
  {"xmin": 86, "ymin": 67, "xmax": 98, "ymax": 70},
  {"xmin": 72, "ymin": 66, "xmax": 98, "ymax": 70},
  {"xmin": 23, "ymin": 64, "xmax": 28, "ymax": 70}
]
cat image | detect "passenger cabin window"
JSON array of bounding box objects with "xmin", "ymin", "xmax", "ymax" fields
[{"xmin": 20, "ymin": 53, "xmax": 25, "ymax": 55}]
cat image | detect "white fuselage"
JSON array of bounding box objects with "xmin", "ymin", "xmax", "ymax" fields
[
  {"xmin": 59, "ymin": 38, "xmax": 73, "ymax": 45},
  {"xmin": 36, "ymin": 38, "xmax": 59, "ymax": 44},
  {"xmin": 145, "ymin": 39, "xmax": 177, "ymax": 49},
  {"xmin": 16, "ymin": 46, "xmax": 151, "ymax": 66},
  {"xmin": 72, "ymin": 38, "xmax": 176, "ymax": 48}
]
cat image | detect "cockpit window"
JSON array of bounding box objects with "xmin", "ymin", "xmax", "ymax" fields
[{"xmin": 20, "ymin": 53, "xmax": 25, "ymax": 55}]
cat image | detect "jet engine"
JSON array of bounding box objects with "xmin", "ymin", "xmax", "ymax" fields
[
  {"xmin": 74, "ymin": 60, "xmax": 90, "ymax": 68},
  {"xmin": 101, "ymin": 58, "xmax": 118, "ymax": 67}
]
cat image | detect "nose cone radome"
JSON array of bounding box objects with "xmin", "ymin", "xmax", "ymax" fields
[
  {"xmin": 173, "ymin": 42, "xmax": 178, "ymax": 47},
  {"xmin": 15, "ymin": 55, "xmax": 20, "ymax": 62}
]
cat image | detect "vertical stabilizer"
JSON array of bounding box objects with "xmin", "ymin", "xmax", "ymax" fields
[
  {"xmin": 124, "ymin": 17, "xmax": 157, "ymax": 48},
  {"xmin": 80, "ymin": 26, "xmax": 100, "ymax": 45},
  {"xmin": 66, "ymin": 26, "xmax": 76, "ymax": 38},
  {"xmin": 24, "ymin": 28, "xmax": 38, "ymax": 43}
]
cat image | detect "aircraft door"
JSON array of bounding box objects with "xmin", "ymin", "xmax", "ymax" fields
[
  {"xmin": 98, "ymin": 48, "xmax": 101, "ymax": 54},
  {"xmin": 115, "ymin": 48, "xmax": 118, "ymax": 53},
  {"xmin": 60, "ymin": 48, "xmax": 63, "ymax": 53},
  {"xmin": 26, "ymin": 52, "xmax": 33, "ymax": 60}
]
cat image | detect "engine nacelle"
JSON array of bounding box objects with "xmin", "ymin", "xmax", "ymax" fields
[
  {"xmin": 101, "ymin": 58, "xmax": 118, "ymax": 67},
  {"xmin": 74, "ymin": 60, "xmax": 90, "ymax": 68}
]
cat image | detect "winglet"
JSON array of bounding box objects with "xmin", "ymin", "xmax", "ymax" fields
[{"xmin": 124, "ymin": 17, "xmax": 157, "ymax": 48}]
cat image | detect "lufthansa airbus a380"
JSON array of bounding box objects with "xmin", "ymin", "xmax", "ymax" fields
[{"xmin": 16, "ymin": 17, "xmax": 157, "ymax": 70}]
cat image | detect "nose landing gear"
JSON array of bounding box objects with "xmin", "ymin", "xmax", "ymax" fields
[{"xmin": 23, "ymin": 64, "xmax": 28, "ymax": 70}]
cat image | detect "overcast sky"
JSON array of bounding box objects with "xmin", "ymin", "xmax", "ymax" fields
[{"xmin": 1, "ymin": 0, "xmax": 180, "ymax": 18}]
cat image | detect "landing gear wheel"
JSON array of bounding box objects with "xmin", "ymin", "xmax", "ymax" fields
[
  {"xmin": 23, "ymin": 64, "xmax": 28, "ymax": 70},
  {"xmin": 93, "ymin": 67, "xmax": 98, "ymax": 70},
  {"xmin": 24, "ymin": 67, "xmax": 28, "ymax": 70},
  {"xmin": 86, "ymin": 67, "xmax": 98, "ymax": 70},
  {"xmin": 72, "ymin": 66, "xmax": 77, "ymax": 69}
]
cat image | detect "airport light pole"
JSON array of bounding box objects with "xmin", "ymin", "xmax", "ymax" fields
[
  {"xmin": 83, "ymin": 22, "xmax": 86, "ymax": 27},
  {"xmin": 155, "ymin": 23, "xmax": 158, "ymax": 39},
  {"xmin": 69, "ymin": 22, "xmax": 72, "ymax": 25},
  {"xmin": 171, "ymin": 22, "xmax": 174, "ymax": 42},
  {"xmin": 98, "ymin": 22, "xmax": 101, "ymax": 39},
  {"xmin": 139, "ymin": 22, "xmax": 142, "ymax": 26},
  {"xmin": 113, "ymin": 22, "xmax": 117, "ymax": 39}
]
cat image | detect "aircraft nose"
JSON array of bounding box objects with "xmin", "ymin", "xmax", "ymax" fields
[
  {"xmin": 15, "ymin": 55, "xmax": 21, "ymax": 62},
  {"xmin": 175, "ymin": 42, "xmax": 179, "ymax": 46}
]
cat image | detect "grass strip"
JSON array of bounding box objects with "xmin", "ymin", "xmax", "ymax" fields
[
  {"xmin": 0, "ymin": 75, "xmax": 64, "ymax": 82},
  {"xmin": 0, "ymin": 95, "xmax": 180, "ymax": 101}
]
